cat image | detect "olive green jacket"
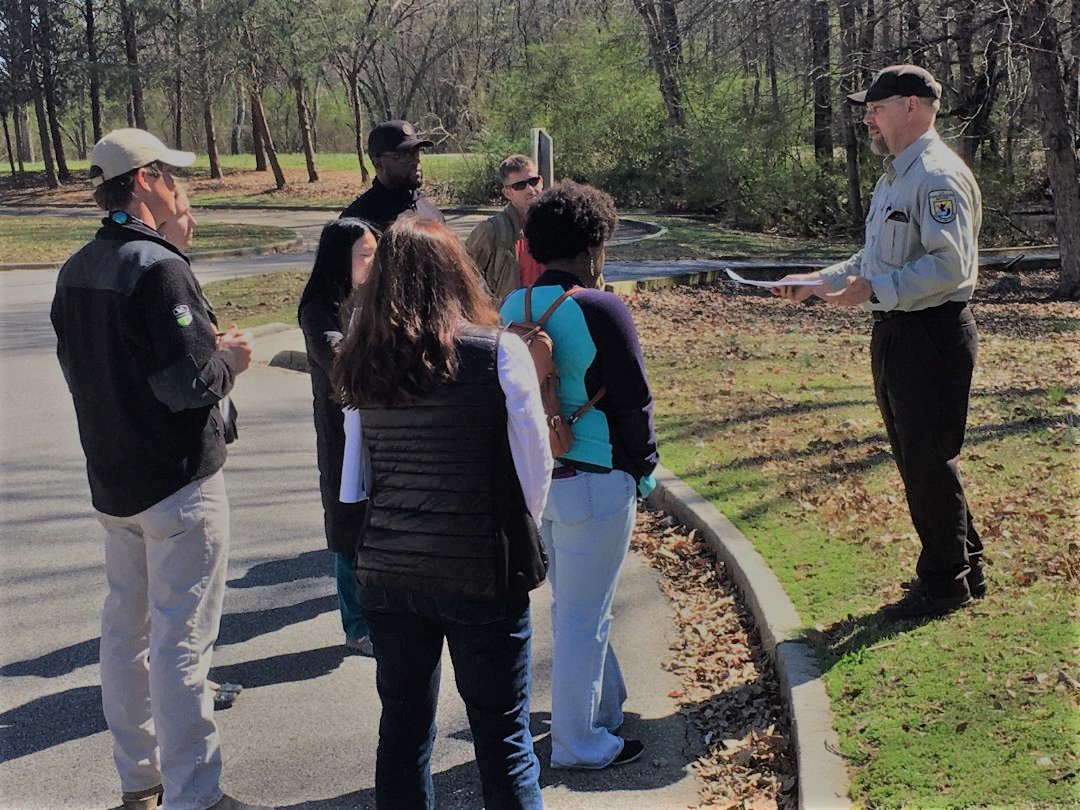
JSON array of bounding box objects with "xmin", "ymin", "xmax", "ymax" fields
[{"xmin": 466, "ymin": 204, "xmax": 522, "ymax": 304}]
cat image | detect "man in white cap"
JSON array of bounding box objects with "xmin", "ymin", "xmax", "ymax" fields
[
  {"xmin": 50, "ymin": 129, "xmax": 269, "ymax": 810},
  {"xmin": 771, "ymin": 66, "xmax": 985, "ymax": 619}
]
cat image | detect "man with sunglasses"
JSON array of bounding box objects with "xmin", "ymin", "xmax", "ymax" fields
[
  {"xmin": 466, "ymin": 154, "xmax": 545, "ymax": 302},
  {"xmin": 51, "ymin": 129, "xmax": 267, "ymax": 810},
  {"xmin": 771, "ymin": 65, "xmax": 985, "ymax": 619},
  {"xmin": 340, "ymin": 119, "xmax": 444, "ymax": 231}
]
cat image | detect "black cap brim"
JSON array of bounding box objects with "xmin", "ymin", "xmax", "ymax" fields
[
  {"xmin": 847, "ymin": 90, "xmax": 868, "ymax": 104},
  {"xmin": 393, "ymin": 138, "xmax": 434, "ymax": 152}
]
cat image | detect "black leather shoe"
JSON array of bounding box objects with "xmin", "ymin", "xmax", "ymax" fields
[
  {"xmin": 882, "ymin": 587, "xmax": 971, "ymax": 619},
  {"xmin": 608, "ymin": 738, "xmax": 645, "ymax": 767},
  {"xmin": 902, "ymin": 569, "xmax": 987, "ymax": 599}
]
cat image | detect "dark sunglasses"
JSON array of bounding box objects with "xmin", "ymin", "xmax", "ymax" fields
[{"xmin": 504, "ymin": 176, "xmax": 541, "ymax": 191}]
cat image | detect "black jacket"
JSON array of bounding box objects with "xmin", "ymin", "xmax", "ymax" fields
[
  {"xmin": 357, "ymin": 327, "xmax": 544, "ymax": 598},
  {"xmin": 340, "ymin": 178, "xmax": 444, "ymax": 231},
  {"xmin": 51, "ymin": 217, "xmax": 238, "ymax": 516},
  {"xmin": 298, "ymin": 295, "xmax": 352, "ymax": 548}
]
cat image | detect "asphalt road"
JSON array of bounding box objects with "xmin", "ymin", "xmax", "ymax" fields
[{"xmin": 0, "ymin": 256, "xmax": 699, "ymax": 808}]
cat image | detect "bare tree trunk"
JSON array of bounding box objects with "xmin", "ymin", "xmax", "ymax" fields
[
  {"xmin": 809, "ymin": 0, "xmax": 833, "ymax": 163},
  {"xmin": 15, "ymin": 105, "xmax": 32, "ymax": 164},
  {"xmin": 1069, "ymin": 0, "xmax": 1079, "ymax": 139},
  {"xmin": 903, "ymin": 0, "xmax": 923, "ymax": 61},
  {"xmin": 191, "ymin": 0, "xmax": 220, "ymax": 178},
  {"xmin": 632, "ymin": 0, "xmax": 687, "ymax": 196},
  {"xmin": 632, "ymin": 0, "xmax": 686, "ymax": 134},
  {"xmin": 765, "ymin": 11, "xmax": 779, "ymax": 116},
  {"xmin": 251, "ymin": 89, "xmax": 266, "ymax": 171},
  {"xmin": 250, "ymin": 87, "xmax": 285, "ymax": 189},
  {"xmin": 290, "ymin": 75, "xmax": 319, "ymax": 182},
  {"xmin": 117, "ymin": 0, "xmax": 146, "ymax": 129},
  {"xmin": 1020, "ymin": 0, "xmax": 1080, "ymax": 299},
  {"xmin": 838, "ymin": 0, "xmax": 864, "ymax": 226},
  {"xmin": 83, "ymin": 0, "xmax": 102, "ymax": 143},
  {"xmin": 37, "ymin": 0, "xmax": 70, "ymax": 180},
  {"xmin": 230, "ymin": 82, "xmax": 245, "ymax": 155},
  {"xmin": 173, "ymin": 0, "xmax": 183, "ymax": 148},
  {"xmin": 2, "ymin": 111, "xmax": 16, "ymax": 173},
  {"xmin": 859, "ymin": 0, "xmax": 875, "ymax": 71},
  {"xmin": 311, "ymin": 70, "xmax": 320, "ymax": 154},
  {"xmin": 348, "ymin": 74, "xmax": 371, "ymax": 183},
  {"xmin": 20, "ymin": 0, "xmax": 58, "ymax": 187}
]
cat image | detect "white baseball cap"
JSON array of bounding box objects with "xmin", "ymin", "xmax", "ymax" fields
[{"xmin": 89, "ymin": 128, "xmax": 196, "ymax": 186}]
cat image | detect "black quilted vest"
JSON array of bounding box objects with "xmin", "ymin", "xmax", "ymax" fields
[{"xmin": 357, "ymin": 326, "xmax": 541, "ymax": 598}]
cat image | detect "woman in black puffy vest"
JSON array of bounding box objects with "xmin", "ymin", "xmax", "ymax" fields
[{"xmin": 333, "ymin": 217, "xmax": 552, "ymax": 810}]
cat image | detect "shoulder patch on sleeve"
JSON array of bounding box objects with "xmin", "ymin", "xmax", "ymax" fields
[
  {"xmin": 928, "ymin": 189, "xmax": 957, "ymax": 224},
  {"xmin": 172, "ymin": 303, "xmax": 193, "ymax": 327}
]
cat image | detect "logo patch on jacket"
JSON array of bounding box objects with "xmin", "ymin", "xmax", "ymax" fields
[
  {"xmin": 928, "ymin": 190, "xmax": 957, "ymax": 224},
  {"xmin": 172, "ymin": 304, "xmax": 193, "ymax": 327}
]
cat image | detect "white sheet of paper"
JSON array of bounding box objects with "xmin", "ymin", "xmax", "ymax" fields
[
  {"xmin": 339, "ymin": 407, "xmax": 368, "ymax": 503},
  {"xmin": 724, "ymin": 269, "xmax": 824, "ymax": 288}
]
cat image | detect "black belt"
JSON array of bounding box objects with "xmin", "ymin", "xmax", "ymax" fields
[{"xmin": 872, "ymin": 300, "xmax": 968, "ymax": 322}]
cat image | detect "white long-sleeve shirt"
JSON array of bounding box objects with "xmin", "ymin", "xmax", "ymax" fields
[{"xmin": 340, "ymin": 330, "xmax": 553, "ymax": 526}]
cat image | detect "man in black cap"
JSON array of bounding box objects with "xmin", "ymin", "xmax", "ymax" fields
[
  {"xmin": 771, "ymin": 65, "xmax": 985, "ymax": 618},
  {"xmin": 340, "ymin": 119, "xmax": 445, "ymax": 230}
]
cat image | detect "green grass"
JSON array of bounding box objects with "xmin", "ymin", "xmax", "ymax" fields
[
  {"xmin": 203, "ymin": 271, "xmax": 308, "ymax": 328},
  {"xmin": 607, "ymin": 214, "xmax": 858, "ymax": 261},
  {"xmin": 0, "ymin": 215, "xmax": 297, "ymax": 263},
  {"xmin": 631, "ymin": 288, "xmax": 1079, "ymax": 807}
]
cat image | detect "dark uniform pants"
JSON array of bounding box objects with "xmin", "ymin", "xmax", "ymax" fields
[{"xmin": 870, "ymin": 301, "xmax": 983, "ymax": 597}]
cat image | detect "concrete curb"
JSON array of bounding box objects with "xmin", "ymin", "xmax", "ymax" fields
[
  {"xmin": 646, "ymin": 465, "xmax": 851, "ymax": 810},
  {"xmin": 0, "ymin": 235, "xmax": 305, "ymax": 272}
]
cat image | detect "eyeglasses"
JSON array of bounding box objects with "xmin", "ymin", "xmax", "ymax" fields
[{"xmin": 504, "ymin": 176, "xmax": 542, "ymax": 192}]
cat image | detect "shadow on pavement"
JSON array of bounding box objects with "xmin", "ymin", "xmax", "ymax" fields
[
  {"xmin": 217, "ymin": 595, "xmax": 335, "ymax": 646},
  {"xmin": 210, "ymin": 645, "xmax": 352, "ymax": 690},
  {"xmin": 0, "ymin": 636, "xmax": 99, "ymax": 678},
  {"xmin": 227, "ymin": 549, "xmax": 331, "ymax": 589},
  {"xmin": 0, "ymin": 685, "xmax": 105, "ymax": 761}
]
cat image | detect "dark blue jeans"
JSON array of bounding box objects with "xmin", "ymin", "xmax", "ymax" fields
[{"xmin": 358, "ymin": 587, "xmax": 542, "ymax": 810}]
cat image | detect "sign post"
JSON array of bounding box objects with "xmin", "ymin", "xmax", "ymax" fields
[{"xmin": 531, "ymin": 128, "xmax": 553, "ymax": 188}]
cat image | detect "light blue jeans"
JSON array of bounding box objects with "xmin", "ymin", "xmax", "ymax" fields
[{"xmin": 540, "ymin": 468, "xmax": 636, "ymax": 768}]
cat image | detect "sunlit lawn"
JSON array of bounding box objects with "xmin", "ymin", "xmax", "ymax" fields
[
  {"xmin": 0, "ymin": 215, "xmax": 297, "ymax": 263},
  {"xmin": 629, "ymin": 279, "xmax": 1079, "ymax": 807}
]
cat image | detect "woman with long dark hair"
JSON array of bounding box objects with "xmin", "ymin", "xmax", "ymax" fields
[
  {"xmin": 333, "ymin": 217, "xmax": 552, "ymax": 810},
  {"xmin": 298, "ymin": 217, "xmax": 379, "ymax": 655},
  {"xmin": 500, "ymin": 181, "xmax": 658, "ymax": 770}
]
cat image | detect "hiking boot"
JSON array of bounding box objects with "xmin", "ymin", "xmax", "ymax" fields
[
  {"xmin": 121, "ymin": 785, "xmax": 162, "ymax": 810},
  {"xmin": 883, "ymin": 587, "xmax": 971, "ymax": 619},
  {"xmin": 205, "ymin": 794, "xmax": 275, "ymax": 810}
]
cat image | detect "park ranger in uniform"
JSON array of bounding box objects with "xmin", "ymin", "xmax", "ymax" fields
[{"xmin": 772, "ymin": 64, "xmax": 985, "ymax": 618}]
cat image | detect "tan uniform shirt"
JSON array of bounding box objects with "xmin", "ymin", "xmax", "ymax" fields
[{"xmin": 820, "ymin": 130, "xmax": 982, "ymax": 312}]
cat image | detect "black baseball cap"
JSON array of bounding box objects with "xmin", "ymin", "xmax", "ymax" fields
[
  {"xmin": 368, "ymin": 119, "xmax": 434, "ymax": 157},
  {"xmin": 848, "ymin": 65, "xmax": 942, "ymax": 104}
]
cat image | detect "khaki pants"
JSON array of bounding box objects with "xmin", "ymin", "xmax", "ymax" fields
[{"xmin": 97, "ymin": 471, "xmax": 229, "ymax": 810}]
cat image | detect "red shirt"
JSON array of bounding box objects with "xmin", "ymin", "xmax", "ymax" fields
[{"xmin": 514, "ymin": 211, "xmax": 544, "ymax": 287}]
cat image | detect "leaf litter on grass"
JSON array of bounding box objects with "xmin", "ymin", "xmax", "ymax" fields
[
  {"xmin": 633, "ymin": 508, "xmax": 797, "ymax": 809},
  {"xmin": 625, "ymin": 270, "xmax": 1079, "ymax": 805}
]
